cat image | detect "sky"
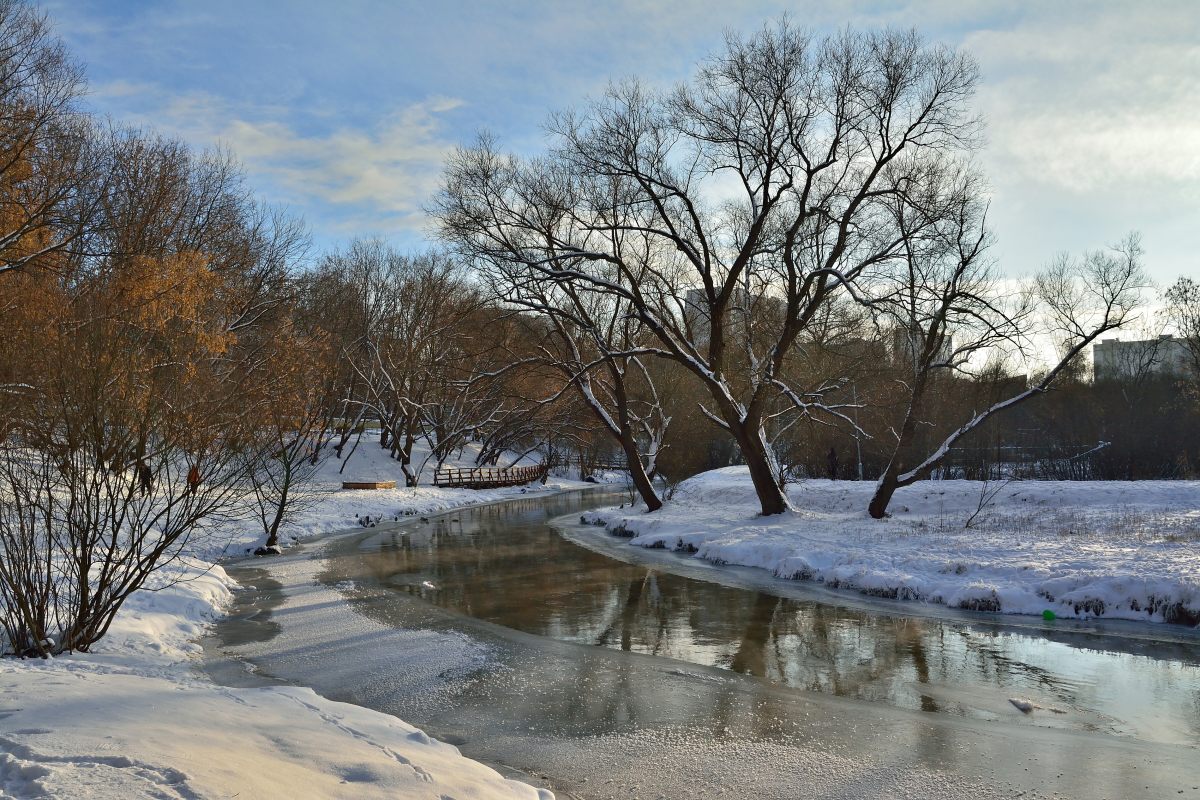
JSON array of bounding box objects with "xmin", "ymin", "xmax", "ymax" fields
[{"xmin": 43, "ymin": 0, "xmax": 1200, "ymax": 286}]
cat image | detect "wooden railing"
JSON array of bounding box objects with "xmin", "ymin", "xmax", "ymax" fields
[{"xmin": 433, "ymin": 464, "xmax": 547, "ymax": 489}]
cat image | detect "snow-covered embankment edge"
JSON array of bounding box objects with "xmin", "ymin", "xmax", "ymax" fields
[
  {"xmin": 0, "ymin": 466, "xmax": 578, "ymax": 799},
  {"xmin": 581, "ymin": 467, "xmax": 1200, "ymax": 627}
]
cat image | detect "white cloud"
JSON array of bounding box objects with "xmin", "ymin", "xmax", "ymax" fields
[
  {"xmin": 70, "ymin": 1, "xmax": 1199, "ymax": 274},
  {"xmin": 966, "ymin": 7, "xmax": 1200, "ymax": 195},
  {"xmin": 222, "ymin": 98, "xmax": 463, "ymax": 214},
  {"xmin": 91, "ymin": 81, "xmax": 463, "ymax": 236}
]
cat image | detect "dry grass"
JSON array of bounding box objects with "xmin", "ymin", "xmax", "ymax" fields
[{"xmin": 961, "ymin": 506, "xmax": 1200, "ymax": 544}]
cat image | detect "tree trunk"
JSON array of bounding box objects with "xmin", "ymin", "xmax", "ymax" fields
[
  {"xmin": 868, "ymin": 469, "xmax": 899, "ymax": 519},
  {"xmin": 869, "ymin": 372, "xmax": 929, "ymax": 519},
  {"xmin": 618, "ymin": 432, "xmax": 662, "ymax": 512},
  {"xmin": 265, "ymin": 497, "xmax": 286, "ymax": 547},
  {"xmin": 730, "ymin": 422, "xmax": 789, "ymax": 516},
  {"xmin": 701, "ymin": 379, "xmax": 790, "ymax": 516},
  {"xmin": 400, "ymin": 425, "xmax": 419, "ymax": 487},
  {"xmin": 271, "ymin": 460, "xmax": 293, "ymax": 547}
]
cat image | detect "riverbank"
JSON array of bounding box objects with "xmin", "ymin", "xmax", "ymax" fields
[
  {"xmin": 0, "ymin": 447, "xmax": 579, "ymax": 799},
  {"xmin": 582, "ymin": 468, "xmax": 1200, "ymax": 626},
  {"xmin": 209, "ymin": 487, "xmax": 1200, "ymax": 800},
  {"xmin": 6, "ymin": 464, "xmax": 1200, "ymax": 798}
]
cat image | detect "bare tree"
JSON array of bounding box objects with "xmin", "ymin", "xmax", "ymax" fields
[
  {"xmin": 291, "ymin": 264, "xmax": 371, "ymax": 465},
  {"xmin": 246, "ymin": 323, "xmax": 333, "ymax": 551},
  {"xmin": 1164, "ymin": 276, "xmax": 1200, "ymax": 384},
  {"xmin": 419, "ymin": 304, "xmax": 526, "ymax": 472},
  {"xmin": 0, "ymin": 1, "xmax": 96, "ymax": 280},
  {"xmin": 464, "ymin": 260, "xmax": 670, "ymax": 509},
  {"xmin": 315, "ymin": 241, "xmax": 487, "ymax": 485},
  {"xmin": 0, "ymin": 246, "xmax": 263, "ymax": 656},
  {"xmin": 868, "ymin": 235, "xmax": 1149, "ymax": 518},
  {"xmin": 0, "ymin": 427, "xmax": 255, "ymax": 657},
  {"xmin": 437, "ymin": 23, "xmax": 982, "ymax": 515}
]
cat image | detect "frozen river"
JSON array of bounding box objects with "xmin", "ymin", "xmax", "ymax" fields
[{"xmin": 204, "ymin": 489, "xmax": 1200, "ymax": 799}]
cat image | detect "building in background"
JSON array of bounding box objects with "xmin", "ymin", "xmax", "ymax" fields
[
  {"xmin": 1092, "ymin": 334, "xmax": 1192, "ymax": 382},
  {"xmin": 890, "ymin": 327, "xmax": 955, "ymax": 368},
  {"xmin": 681, "ymin": 287, "xmax": 784, "ymax": 347}
]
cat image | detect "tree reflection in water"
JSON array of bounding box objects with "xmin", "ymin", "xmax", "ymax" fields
[{"xmin": 340, "ymin": 491, "xmax": 1200, "ymax": 744}]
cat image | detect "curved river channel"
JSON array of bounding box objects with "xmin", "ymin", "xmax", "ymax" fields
[{"xmin": 204, "ymin": 489, "xmax": 1200, "ymax": 799}]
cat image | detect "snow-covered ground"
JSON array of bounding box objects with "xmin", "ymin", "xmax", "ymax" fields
[
  {"xmin": 11, "ymin": 444, "xmax": 1198, "ymax": 797},
  {"xmin": 1, "ymin": 442, "xmax": 584, "ymax": 799},
  {"xmin": 583, "ymin": 467, "xmax": 1200, "ymax": 627},
  {"xmin": 205, "ymin": 441, "xmax": 593, "ymax": 560}
]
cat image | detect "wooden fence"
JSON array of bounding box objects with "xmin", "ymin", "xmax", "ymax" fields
[{"xmin": 433, "ymin": 464, "xmax": 548, "ymax": 489}]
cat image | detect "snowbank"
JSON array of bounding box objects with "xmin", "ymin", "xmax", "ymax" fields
[
  {"xmin": 1, "ymin": 441, "xmax": 571, "ymax": 799},
  {"xmin": 0, "ymin": 666, "xmax": 551, "ymax": 799},
  {"xmin": 582, "ymin": 468, "xmax": 1200, "ymax": 626}
]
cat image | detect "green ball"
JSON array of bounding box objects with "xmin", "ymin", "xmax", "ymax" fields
[{"xmin": 1042, "ymin": 609, "xmax": 1056, "ymax": 621}]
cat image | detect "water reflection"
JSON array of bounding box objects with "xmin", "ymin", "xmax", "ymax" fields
[{"xmin": 342, "ymin": 492, "xmax": 1200, "ymax": 745}]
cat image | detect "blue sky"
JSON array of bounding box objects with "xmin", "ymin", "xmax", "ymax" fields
[{"xmin": 44, "ymin": 1, "xmax": 1200, "ymax": 284}]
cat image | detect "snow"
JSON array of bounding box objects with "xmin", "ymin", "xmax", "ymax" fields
[
  {"xmin": 1, "ymin": 440, "xmax": 575, "ymax": 799},
  {"xmin": 583, "ymin": 467, "xmax": 1200, "ymax": 626},
  {"xmin": 0, "ymin": 557, "xmax": 552, "ymax": 798},
  {"xmin": 10, "ymin": 438, "xmax": 1197, "ymax": 797},
  {"xmin": 200, "ymin": 440, "xmax": 588, "ymax": 562},
  {"xmin": 0, "ymin": 667, "xmax": 552, "ymax": 799}
]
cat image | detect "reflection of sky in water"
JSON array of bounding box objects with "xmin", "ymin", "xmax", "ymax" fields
[{"xmin": 355, "ymin": 495, "xmax": 1200, "ymax": 746}]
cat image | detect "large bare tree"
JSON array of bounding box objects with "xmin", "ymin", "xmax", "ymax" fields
[
  {"xmin": 464, "ymin": 257, "xmax": 670, "ymax": 509},
  {"xmin": 867, "ymin": 235, "xmax": 1149, "ymax": 518},
  {"xmin": 437, "ymin": 23, "xmax": 982, "ymax": 515}
]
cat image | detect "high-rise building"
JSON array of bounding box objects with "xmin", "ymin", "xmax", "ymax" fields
[
  {"xmin": 890, "ymin": 327, "xmax": 955, "ymax": 367},
  {"xmin": 1092, "ymin": 334, "xmax": 1192, "ymax": 381}
]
